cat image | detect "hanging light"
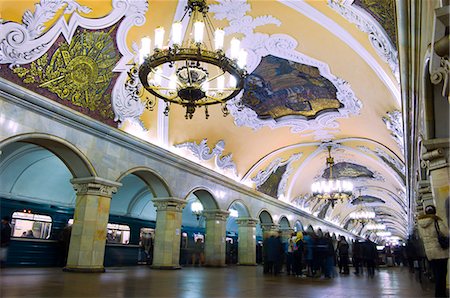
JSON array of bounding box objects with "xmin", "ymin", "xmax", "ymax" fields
[
  {"xmin": 311, "ymin": 146, "xmax": 354, "ymax": 208},
  {"xmin": 138, "ymin": 0, "xmax": 247, "ymax": 119},
  {"xmin": 191, "ymin": 200, "xmax": 204, "ymax": 220},
  {"xmin": 229, "ymin": 209, "xmax": 238, "ymax": 218},
  {"xmin": 366, "ymin": 223, "xmax": 386, "ymax": 230},
  {"xmin": 376, "ymin": 231, "xmax": 392, "ymax": 237}
]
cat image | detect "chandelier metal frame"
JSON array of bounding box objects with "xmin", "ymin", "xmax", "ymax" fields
[
  {"xmin": 311, "ymin": 146, "xmax": 354, "ymax": 208},
  {"xmin": 138, "ymin": 0, "xmax": 247, "ymax": 119}
]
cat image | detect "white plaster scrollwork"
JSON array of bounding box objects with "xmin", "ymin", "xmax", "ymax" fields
[
  {"xmin": 252, "ymin": 153, "xmax": 302, "ymax": 199},
  {"xmin": 174, "ymin": 139, "xmax": 238, "ymax": 177},
  {"xmin": 358, "ymin": 146, "xmax": 406, "ymax": 179},
  {"xmin": 382, "ymin": 110, "xmax": 404, "ymax": 153},
  {"xmin": 210, "ymin": 0, "xmax": 362, "ymax": 141},
  {"xmin": 430, "ymin": 57, "xmax": 449, "ymax": 98},
  {"xmin": 0, "ymin": 0, "xmax": 148, "ymax": 126},
  {"xmin": 328, "ymin": 0, "xmax": 399, "ymax": 82},
  {"xmin": 72, "ymin": 182, "xmax": 118, "ymax": 197}
]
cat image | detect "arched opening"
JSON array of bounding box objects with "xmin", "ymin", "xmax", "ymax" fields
[
  {"xmin": 279, "ymin": 216, "xmax": 291, "ymax": 229},
  {"xmin": 225, "ymin": 200, "xmax": 251, "ymax": 265},
  {"xmin": 294, "ymin": 220, "xmax": 304, "ymax": 232},
  {"xmin": 106, "ymin": 168, "xmax": 171, "ymax": 266},
  {"xmin": 0, "ymin": 137, "xmax": 93, "ymax": 267}
]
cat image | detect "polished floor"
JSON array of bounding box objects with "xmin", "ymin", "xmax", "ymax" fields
[{"xmin": 0, "ymin": 265, "xmax": 434, "ymax": 298}]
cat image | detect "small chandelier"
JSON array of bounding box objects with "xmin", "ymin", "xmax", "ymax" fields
[
  {"xmin": 365, "ymin": 223, "xmax": 386, "ymax": 230},
  {"xmin": 376, "ymin": 231, "xmax": 392, "ymax": 237},
  {"xmin": 138, "ymin": 0, "xmax": 248, "ymax": 119},
  {"xmin": 311, "ymin": 146, "xmax": 353, "ymax": 208},
  {"xmin": 191, "ymin": 200, "xmax": 204, "ymax": 220},
  {"xmin": 350, "ymin": 209, "xmax": 376, "ymax": 226}
]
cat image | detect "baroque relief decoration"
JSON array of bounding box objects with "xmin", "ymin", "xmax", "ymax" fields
[
  {"xmin": 251, "ymin": 153, "xmax": 301, "ymax": 199},
  {"xmin": 357, "ymin": 145, "xmax": 406, "ymax": 183},
  {"xmin": 328, "ymin": 0, "xmax": 399, "ymax": 81},
  {"xmin": 321, "ymin": 161, "xmax": 378, "ymax": 180},
  {"xmin": 0, "ymin": 0, "xmax": 149, "ymax": 126},
  {"xmin": 382, "ymin": 110, "xmax": 404, "ymax": 152},
  {"xmin": 241, "ymin": 55, "xmax": 342, "ymax": 120},
  {"xmin": 174, "ymin": 139, "xmax": 238, "ymax": 177},
  {"xmin": 209, "ymin": 0, "xmax": 362, "ymax": 141}
]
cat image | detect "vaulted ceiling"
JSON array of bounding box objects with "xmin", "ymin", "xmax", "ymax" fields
[{"xmin": 1, "ymin": 0, "xmax": 406, "ymax": 239}]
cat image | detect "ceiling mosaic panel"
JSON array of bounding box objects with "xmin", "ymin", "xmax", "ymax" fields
[
  {"xmin": 322, "ymin": 162, "xmax": 375, "ymax": 179},
  {"xmin": 351, "ymin": 195, "xmax": 386, "ymax": 205},
  {"xmin": 256, "ymin": 164, "xmax": 288, "ymax": 199},
  {"xmin": 353, "ymin": 0, "xmax": 397, "ymax": 49},
  {"xmin": 240, "ymin": 55, "xmax": 341, "ymax": 121}
]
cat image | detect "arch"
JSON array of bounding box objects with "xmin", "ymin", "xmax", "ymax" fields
[
  {"xmin": 116, "ymin": 167, "xmax": 172, "ymax": 197},
  {"xmin": 0, "ymin": 133, "xmax": 96, "ymax": 178},
  {"xmin": 258, "ymin": 209, "xmax": 274, "ymax": 225},
  {"xmin": 294, "ymin": 220, "xmax": 304, "ymax": 232},
  {"xmin": 279, "ymin": 216, "xmax": 291, "ymax": 229},
  {"xmin": 227, "ymin": 199, "xmax": 251, "ymax": 218},
  {"xmin": 185, "ymin": 187, "xmax": 219, "ymax": 210}
]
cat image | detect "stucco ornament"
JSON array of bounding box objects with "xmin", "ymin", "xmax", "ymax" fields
[
  {"xmin": 175, "ymin": 139, "xmax": 238, "ymax": 177},
  {"xmin": 382, "ymin": 110, "xmax": 404, "ymax": 152},
  {"xmin": 0, "ymin": 0, "xmax": 148, "ymax": 126},
  {"xmin": 328, "ymin": 0, "xmax": 399, "ymax": 82},
  {"xmin": 251, "ymin": 153, "xmax": 302, "ymax": 199},
  {"xmin": 210, "ymin": 0, "xmax": 362, "ymax": 141}
]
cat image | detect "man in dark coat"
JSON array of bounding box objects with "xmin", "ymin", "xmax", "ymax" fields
[{"xmin": 1, "ymin": 216, "xmax": 12, "ymax": 267}]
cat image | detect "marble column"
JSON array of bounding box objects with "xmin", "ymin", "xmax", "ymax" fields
[
  {"xmin": 203, "ymin": 209, "xmax": 229, "ymax": 267},
  {"xmin": 65, "ymin": 177, "xmax": 121, "ymax": 272},
  {"xmin": 422, "ymin": 139, "xmax": 449, "ymax": 222},
  {"xmin": 236, "ymin": 217, "xmax": 258, "ymax": 266},
  {"xmin": 151, "ymin": 197, "xmax": 186, "ymax": 269}
]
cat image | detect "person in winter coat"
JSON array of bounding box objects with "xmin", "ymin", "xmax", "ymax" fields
[
  {"xmin": 418, "ymin": 205, "xmax": 449, "ymax": 298},
  {"xmin": 293, "ymin": 231, "xmax": 304, "ymax": 277},
  {"xmin": 337, "ymin": 236, "xmax": 350, "ymax": 274}
]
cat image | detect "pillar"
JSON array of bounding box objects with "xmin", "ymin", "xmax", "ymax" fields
[
  {"xmin": 65, "ymin": 177, "xmax": 121, "ymax": 272},
  {"xmin": 236, "ymin": 217, "xmax": 258, "ymax": 266},
  {"xmin": 151, "ymin": 197, "xmax": 186, "ymax": 269},
  {"xmin": 203, "ymin": 209, "xmax": 229, "ymax": 267},
  {"xmin": 422, "ymin": 139, "xmax": 449, "ymax": 222}
]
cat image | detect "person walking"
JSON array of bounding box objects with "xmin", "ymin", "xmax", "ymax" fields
[
  {"xmin": 337, "ymin": 236, "xmax": 350, "ymax": 274},
  {"xmin": 286, "ymin": 232, "xmax": 296, "ymax": 275},
  {"xmin": 362, "ymin": 238, "xmax": 378, "ymax": 278},
  {"xmin": 1, "ymin": 216, "xmax": 12, "ymax": 268},
  {"xmin": 418, "ymin": 205, "xmax": 449, "ymax": 298},
  {"xmin": 293, "ymin": 231, "xmax": 304, "ymax": 277}
]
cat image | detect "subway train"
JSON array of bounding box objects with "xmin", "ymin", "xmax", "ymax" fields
[{"xmin": 0, "ymin": 197, "xmax": 244, "ymax": 267}]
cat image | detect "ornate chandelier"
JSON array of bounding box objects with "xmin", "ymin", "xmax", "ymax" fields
[
  {"xmin": 349, "ymin": 208, "xmax": 376, "ymax": 226},
  {"xmin": 311, "ymin": 146, "xmax": 353, "ymax": 208},
  {"xmin": 138, "ymin": 0, "xmax": 247, "ymax": 119},
  {"xmin": 365, "ymin": 223, "xmax": 386, "ymax": 230},
  {"xmin": 191, "ymin": 200, "xmax": 204, "ymax": 220}
]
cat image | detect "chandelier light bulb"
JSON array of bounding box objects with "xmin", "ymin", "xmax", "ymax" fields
[
  {"xmin": 191, "ymin": 201, "xmax": 204, "ymax": 213},
  {"xmin": 376, "ymin": 231, "xmax": 392, "ymax": 237},
  {"xmin": 217, "ymin": 75, "xmax": 225, "ymax": 92},
  {"xmin": 154, "ymin": 67, "xmax": 163, "ymax": 86},
  {"xmin": 168, "ymin": 74, "xmax": 178, "ymax": 91},
  {"xmin": 193, "ymin": 21, "xmax": 204, "ymax": 44},
  {"xmin": 229, "ymin": 75, "xmax": 237, "ymax": 88},
  {"xmin": 229, "ymin": 209, "xmax": 238, "ymax": 218},
  {"xmin": 154, "ymin": 27, "xmax": 165, "ymax": 50},
  {"xmin": 139, "ymin": 36, "xmax": 151, "ymax": 65},
  {"xmin": 366, "ymin": 223, "xmax": 386, "ymax": 230},
  {"xmin": 214, "ymin": 28, "xmax": 225, "ymax": 50},
  {"xmin": 230, "ymin": 38, "xmax": 240, "ymax": 60},
  {"xmin": 171, "ymin": 22, "xmax": 183, "ymax": 46},
  {"xmin": 238, "ymin": 49, "xmax": 247, "ymax": 69}
]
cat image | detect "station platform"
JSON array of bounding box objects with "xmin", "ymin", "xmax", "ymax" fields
[{"xmin": 0, "ymin": 266, "xmax": 434, "ymax": 297}]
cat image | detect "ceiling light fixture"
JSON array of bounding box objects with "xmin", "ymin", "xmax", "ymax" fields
[
  {"xmin": 138, "ymin": 0, "xmax": 247, "ymax": 119},
  {"xmin": 311, "ymin": 146, "xmax": 354, "ymax": 208}
]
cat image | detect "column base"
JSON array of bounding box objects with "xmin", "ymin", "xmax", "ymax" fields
[
  {"xmin": 203, "ymin": 264, "xmax": 227, "ymax": 268},
  {"xmin": 63, "ymin": 266, "xmax": 105, "ymax": 273},
  {"xmin": 150, "ymin": 265, "xmax": 182, "ymax": 270},
  {"xmin": 238, "ymin": 263, "xmax": 257, "ymax": 266}
]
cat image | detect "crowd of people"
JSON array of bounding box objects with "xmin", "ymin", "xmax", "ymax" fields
[{"xmin": 262, "ymin": 227, "xmax": 379, "ymax": 279}]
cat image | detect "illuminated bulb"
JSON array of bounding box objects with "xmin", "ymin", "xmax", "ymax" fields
[
  {"xmin": 217, "ymin": 76, "xmax": 224, "ymax": 92},
  {"xmin": 154, "ymin": 27, "xmax": 165, "ymax": 50},
  {"xmin": 168, "ymin": 74, "xmax": 177, "ymax": 91},
  {"xmin": 229, "ymin": 209, "xmax": 238, "ymax": 218},
  {"xmin": 214, "ymin": 28, "xmax": 225, "ymax": 50},
  {"xmin": 229, "ymin": 75, "xmax": 237, "ymax": 88},
  {"xmin": 171, "ymin": 22, "xmax": 182, "ymax": 46},
  {"xmin": 230, "ymin": 38, "xmax": 240, "ymax": 60},
  {"xmin": 139, "ymin": 36, "xmax": 151, "ymax": 65},
  {"xmin": 191, "ymin": 201, "xmax": 204, "ymax": 213},
  {"xmin": 238, "ymin": 49, "xmax": 247, "ymax": 69},
  {"xmin": 194, "ymin": 21, "xmax": 204, "ymax": 44},
  {"xmin": 201, "ymin": 80, "xmax": 209, "ymax": 92},
  {"xmin": 153, "ymin": 67, "xmax": 162, "ymax": 86}
]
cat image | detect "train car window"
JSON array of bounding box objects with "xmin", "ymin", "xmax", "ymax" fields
[
  {"xmin": 106, "ymin": 223, "xmax": 130, "ymax": 244},
  {"xmin": 11, "ymin": 211, "xmax": 52, "ymax": 239}
]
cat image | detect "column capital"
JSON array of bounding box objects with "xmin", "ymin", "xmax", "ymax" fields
[
  {"xmin": 203, "ymin": 209, "xmax": 230, "ymax": 221},
  {"xmin": 422, "ymin": 138, "xmax": 450, "ymax": 171},
  {"xmin": 70, "ymin": 176, "xmax": 122, "ymax": 197},
  {"xmin": 261, "ymin": 223, "xmax": 280, "ymax": 231},
  {"xmin": 236, "ymin": 217, "xmax": 259, "ymax": 227},
  {"xmin": 152, "ymin": 197, "xmax": 186, "ymax": 212}
]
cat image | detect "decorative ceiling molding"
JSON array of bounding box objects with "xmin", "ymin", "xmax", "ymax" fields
[
  {"xmin": 210, "ymin": 0, "xmax": 362, "ymax": 141},
  {"xmin": 0, "ymin": 0, "xmax": 149, "ymax": 126},
  {"xmin": 174, "ymin": 139, "xmax": 238, "ymax": 177},
  {"xmin": 328, "ymin": 0, "xmax": 399, "ymax": 82},
  {"xmin": 251, "ymin": 153, "xmax": 302, "ymax": 199},
  {"xmin": 382, "ymin": 110, "xmax": 404, "ymax": 153},
  {"xmin": 278, "ymin": 0, "xmax": 400, "ymax": 105}
]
